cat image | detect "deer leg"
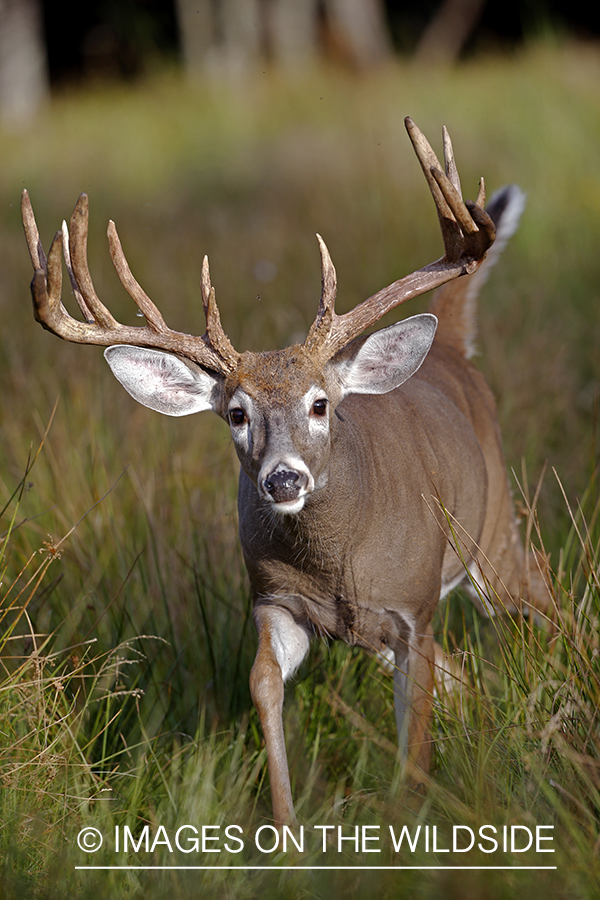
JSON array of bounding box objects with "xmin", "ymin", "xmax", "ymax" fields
[
  {"xmin": 393, "ymin": 623, "xmax": 435, "ymax": 775},
  {"xmin": 250, "ymin": 605, "xmax": 310, "ymax": 825},
  {"xmin": 393, "ymin": 648, "xmax": 411, "ymax": 758},
  {"xmin": 406, "ymin": 623, "xmax": 435, "ymax": 773}
]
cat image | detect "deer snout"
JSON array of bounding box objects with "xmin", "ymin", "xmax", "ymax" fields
[
  {"xmin": 258, "ymin": 460, "xmax": 314, "ymax": 514},
  {"xmin": 263, "ymin": 468, "xmax": 307, "ymax": 502}
]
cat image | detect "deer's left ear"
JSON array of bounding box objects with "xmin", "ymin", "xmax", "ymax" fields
[{"xmin": 329, "ymin": 313, "xmax": 437, "ymax": 398}]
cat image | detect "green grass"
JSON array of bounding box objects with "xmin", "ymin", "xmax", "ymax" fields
[{"xmin": 1, "ymin": 35, "xmax": 600, "ymax": 898}]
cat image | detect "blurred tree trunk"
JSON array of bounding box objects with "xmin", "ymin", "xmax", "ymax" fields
[
  {"xmin": 175, "ymin": 0, "xmax": 262, "ymax": 76},
  {"xmin": 415, "ymin": 0, "xmax": 487, "ymax": 64},
  {"xmin": 0, "ymin": 0, "xmax": 48, "ymax": 126},
  {"xmin": 173, "ymin": 0, "xmax": 214, "ymax": 77},
  {"xmin": 219, "ymin": 0, "xmax": 262, "ymax": 72},
  {"xmin": 267, "ymin": 0, "xmax": 318, "ymax": 70},
  {"xmin": 323, "ymin": 0, "xmax": 392, "ymax": 69},
  {"xmin": 175, "ymin": 0, "xmax": 391, "ymax": 77}
]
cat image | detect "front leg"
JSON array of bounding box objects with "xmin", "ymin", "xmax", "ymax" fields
[
  {"xmin": 406, "ymin": 623, "xmax": 435, "ymax": 773},
  {"xmin": 393, "ymin": 622, "xmax": 435, "ymax": 777},
  {"xmin": 250, "ymin": 604, "xmax": 310, "ymax": 825}
]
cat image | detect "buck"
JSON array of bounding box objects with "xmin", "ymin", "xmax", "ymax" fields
[{"xmin": 22, "ymin": 119, "xmax": 549, "ymax": 825}]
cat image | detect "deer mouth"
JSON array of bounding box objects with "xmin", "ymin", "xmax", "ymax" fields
[{"xmin": 270, "ymin": 496, "xmax": 308, "ymax": 515}]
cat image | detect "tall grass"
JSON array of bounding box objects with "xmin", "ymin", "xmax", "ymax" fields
[
  {"xmin": 0, "ymin": 36, "xmax": 599, "ymax": 899},
  {"xmin": 2, "ymin": 455, "xmax": 599, "ymax": 898}
]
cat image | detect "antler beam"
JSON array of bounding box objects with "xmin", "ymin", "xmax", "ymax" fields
[{"xmin": 303, "ymin": 117, "xmax": 496, "ymax": 361}]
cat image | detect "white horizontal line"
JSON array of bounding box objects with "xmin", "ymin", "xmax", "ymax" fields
[{"xmin": 75, "ymin": 865, "xmax": 557, "ymax": 871}]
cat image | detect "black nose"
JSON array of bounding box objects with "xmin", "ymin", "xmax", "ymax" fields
[{"xmin": 263, "ymin": 469, "xmax": 306, "ymax": 503}]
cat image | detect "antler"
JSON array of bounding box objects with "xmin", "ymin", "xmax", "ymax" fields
[
  {"xmin": 303, "ymin": 117, "xmax": 496, "ymax": 361},
  {"xmin": 22, "ymin": 118, "xmax": 494, "ymax": 373},
  {"xmin": 21, "ymin": 191, "xmax": 241, "ymax": 375}
]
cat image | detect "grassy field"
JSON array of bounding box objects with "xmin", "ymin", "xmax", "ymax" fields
[{"xmin": 1, "ymin": 37, "xmax": 599, "ymax": 898}]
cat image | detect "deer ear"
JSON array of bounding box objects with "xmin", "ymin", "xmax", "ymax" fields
[
  {"xmin": 104, "ymin": 346, "xmax": 222, "ymax": 416},
  {"xmin": 330, "ymin": 313, "xmax": 437, "ymax": 398}
]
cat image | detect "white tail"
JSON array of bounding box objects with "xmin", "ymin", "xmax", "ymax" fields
[{"xmin": 22, "ymin": 119, "xmax": 551, "ymax": 825}]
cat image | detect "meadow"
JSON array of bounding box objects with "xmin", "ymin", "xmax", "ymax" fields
[{"xmin": 0, "ymin": 37, "xmax": 599, "ymax": 898}]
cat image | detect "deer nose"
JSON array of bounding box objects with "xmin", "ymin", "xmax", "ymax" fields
[{"xmin": 262, "ymin": 468, "xmax": 307, "ymax": 503}]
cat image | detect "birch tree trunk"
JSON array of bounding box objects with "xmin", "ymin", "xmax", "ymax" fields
[{"xmin": 0, "ymin": 0, "xmax": 48, "ymax": 126}]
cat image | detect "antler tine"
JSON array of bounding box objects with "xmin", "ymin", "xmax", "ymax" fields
[
  {"xmin": 430, "ymin": 166, "xmax": 479, "ymax": 238},
  {"xmin": 405, "ymin": 117, "xmax": 454, "ymax": 228},
  {"xmin": 68, "ymin": 194, "xmax": 120, "ymax": 330},
  {"xmin": 201, "ymin": 254, "xmax": 212, "ymax": 314},
  {"xmin": 317, "ymin": 233, "xmax": 338, "ymax": 314},
  {"xmin": 21, "ymin": 190, "xmax": 240, "ymax": 375},
  {"xmin": 21, "ymin": 189, "xmax": 47, "ymax": 271},
  {"xmin": 200, "ymin": 255, "xmax": 241, "ymax": 369},
  {"xmin": 302, "ymin": 118, "xmax": 496, "ymax": 362},
  {"xmin": 444, "ymin": 125, "xmax": 486, "ymax": 212},
  {"xmin": 442, "ymin": 125, "xmax": 461, "ymax": 197},
  {"xmin": 407, "ymin": 117, "xmax": 481, "ymax": 250},
  {"xmin": 304, "ymin": 235, "xmax": 337, "ymax": 352},
  {"xmin": 475, "ymin": 178, "xmax": 486, "ymax": 210},
  {"xmin": 29, "ymin": 228, "xmax": 64, "ymax": 331},
  {"xmin": 62, "ymin": 219, "xmax": 94, "ymax": 323},
  {"xmin": 107, "ymin": 219, "xmax": 169, "ymax": 334},
  {"xmin": 22, "ymin": 190, "xmax": 74, "ymax": 333}
]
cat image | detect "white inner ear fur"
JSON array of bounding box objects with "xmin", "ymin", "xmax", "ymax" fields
[
  {"xmin": 331, "ymin": 313, "xmax": 437, "ymax": 397},
  {"xmin": 104, "ymin": 345, "xmax": 220, "ymax": 416}
]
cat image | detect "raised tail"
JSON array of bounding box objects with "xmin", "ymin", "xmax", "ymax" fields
[{"xmin": 428, "ymin": 185, "xmax": 526, "ymax": 359}]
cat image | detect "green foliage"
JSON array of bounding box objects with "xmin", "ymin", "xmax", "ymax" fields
[{"xmin": 0, "ymin": 37, "xmax": 599, "ymax": 899}]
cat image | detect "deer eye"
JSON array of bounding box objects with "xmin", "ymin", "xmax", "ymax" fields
[
  {"xmin": 311, "ymin": 399, "xmax": 328, "ymax": 417},
  {"xmin": 229, "ymin": 408, "xmax": 246, "ymax": 426}
]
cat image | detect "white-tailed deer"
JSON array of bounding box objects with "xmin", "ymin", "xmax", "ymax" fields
[{"xmin": 22, "ymin": 119, "xmax": 549, "ymax": 825}]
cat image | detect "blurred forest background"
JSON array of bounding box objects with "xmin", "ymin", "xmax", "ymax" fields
[
  {"xmin": 1, "ymin": 4, "xmax": 600, "ymax": 897},
  {"xmin": 1, "ymin": 0, "xmax": 600, "ymax": 123}
]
